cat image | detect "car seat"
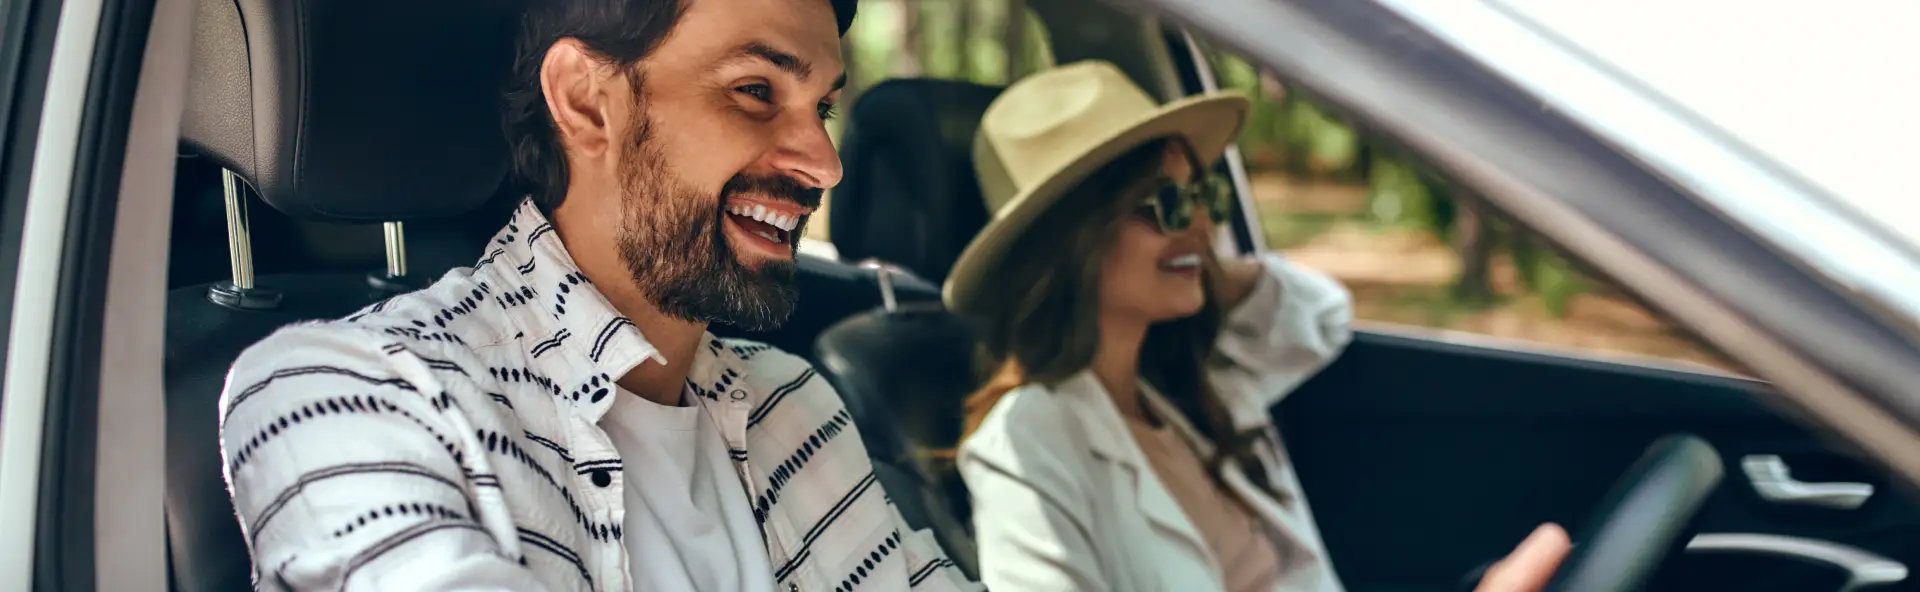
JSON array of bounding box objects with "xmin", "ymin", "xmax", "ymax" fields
[
  {"xmin": 810, "ymin": 78, "xmax": 1008, "ymax": 577},
  {"xmin": 163, "ymin": 0, "xmax": 520, "ymax": 589}
]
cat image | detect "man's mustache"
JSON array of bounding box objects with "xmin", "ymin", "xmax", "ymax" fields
[{"xmin": 720, "ymin": 173, "xmax": 824, "ymax": 209}]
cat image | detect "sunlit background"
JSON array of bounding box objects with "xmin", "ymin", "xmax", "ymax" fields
[{"xmin": 818, "ymin": 0, "xmax": 1731, "ymax": 372}]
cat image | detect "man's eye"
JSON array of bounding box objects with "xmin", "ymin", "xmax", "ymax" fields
[
  {"xmin": 735, "ymin": 83, "xmax": 773, "ymax": 102},
  {"xmin": 818, "ymin": 102, "xmax": 838, "ymax": 121}
]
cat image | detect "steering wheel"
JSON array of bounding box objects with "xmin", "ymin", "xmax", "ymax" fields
[{"xmin": 1545, "ymin": 434, "xmax": 1724, "ymax": 592}]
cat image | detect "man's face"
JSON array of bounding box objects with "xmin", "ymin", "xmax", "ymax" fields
[{"xmin": 597, "ymin": 0, "xmax": 845, "ymax": 330}]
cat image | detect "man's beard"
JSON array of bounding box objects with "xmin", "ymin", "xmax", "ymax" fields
[{"xmin": 613, "ymin": 114, "xmax": 819, "ymax": 331}]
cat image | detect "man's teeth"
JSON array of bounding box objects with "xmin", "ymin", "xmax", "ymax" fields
[
  {"xmin": 1160, "ymin": 253, "xmax": 1202, "ymax": 270},
  {"xmin": 726, "ymin": 203, "xmax": 801, "ymax": 231}
]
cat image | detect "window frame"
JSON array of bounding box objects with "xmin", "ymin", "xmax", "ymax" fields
[
  {"xmin": 0, "ymin": 0, "xmax": 173, "ymax": 587},
  {"xmin": 1136, "ymin": 0, "xmax": 1920, "ymax": 490}
]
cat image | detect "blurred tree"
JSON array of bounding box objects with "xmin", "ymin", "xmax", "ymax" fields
[
  {"xmin": 897, "ymin": 0, "xmax": 922, "ymax": 76},
  {"xmin": 1003, "ymin": 0, "xmax": 1028, "ymax": 81}
]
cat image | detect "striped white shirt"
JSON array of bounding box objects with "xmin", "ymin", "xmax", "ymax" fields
[{"xmin": 219, "ymin": 199, "xmax": 979, "ymax": 592}]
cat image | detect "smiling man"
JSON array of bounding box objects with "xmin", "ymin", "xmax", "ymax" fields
[{"xmin": 216, "ymin": 0, "xmax": 977, "ymax": 590}]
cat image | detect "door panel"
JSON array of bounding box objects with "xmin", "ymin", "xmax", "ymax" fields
[{"xmin": 1283, "ymin": 330, "xmax": 1919, "ymax": 591}]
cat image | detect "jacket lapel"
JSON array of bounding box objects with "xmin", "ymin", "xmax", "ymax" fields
[
  {"xmin": 1059, "ymin": 373, "xmax": 1213, "ymax": 563},
  {"xmin": 1140, "ymin": 387, "xmax": 1326, "ymax": 567}
]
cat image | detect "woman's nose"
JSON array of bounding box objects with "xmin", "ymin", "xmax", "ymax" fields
[{"xmin": 1185, "ymin": 203, "xmax": 1216, "ymax": 238}]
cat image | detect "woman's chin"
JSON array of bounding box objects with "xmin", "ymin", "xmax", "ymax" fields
[{"xmin": 1145, "ymin": 294, "xmax": 1208, "ymax": 323}]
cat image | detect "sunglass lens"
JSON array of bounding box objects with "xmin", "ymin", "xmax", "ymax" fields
[
  {"xmin": 1154, "ymin": 183, "xmax": 1192, "ymax": 232},
  {"xmin": 1202, "ymin": 175, "xmax": 1233, "ymax": 222}
]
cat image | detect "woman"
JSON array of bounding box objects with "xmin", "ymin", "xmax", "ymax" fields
[
  {"xmin": 945, "ymin": 60, "xmax": 1356, "ymax": 592},
  {"xmin": 948, "ymin": 61, "xmax": 1569, "ymax": 592}
]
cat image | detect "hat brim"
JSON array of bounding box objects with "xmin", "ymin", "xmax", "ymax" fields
[{"xmin": 942, "ymin": 92, "xmax": 1252, "ymax": 313}]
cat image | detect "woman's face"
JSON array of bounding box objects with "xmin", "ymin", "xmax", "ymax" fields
[{"xmin": 1097, "ymin": 141, "xmax": 1215, "ymax": 325}]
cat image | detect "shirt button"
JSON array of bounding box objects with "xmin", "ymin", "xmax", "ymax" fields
[
  {"xmin": 786, "ymin": 584, "xmax": 798, "ymax": 592},
  {"xmin": 589, "ymin": 469, "xmax": 612, "ymax": 488},
  {"xmin": 730, "ymin": 389, "xmax": 748, "ymax": 402}
]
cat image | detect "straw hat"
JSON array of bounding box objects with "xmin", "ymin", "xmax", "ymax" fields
[{"xmin": 942, "ymin": 60, "xmax": 1250, "ymax": 313}]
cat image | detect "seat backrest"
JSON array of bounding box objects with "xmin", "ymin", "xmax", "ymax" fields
[
  {"xmin": 816, "ymin": 304, "xmax": 981, "ymax": 458},
  {"xmin": 164, "ymin": 0, "xmax": 518, "ymax": 589},
  {"xmin": 813, "ymin": 304, "xmax": 984, "ymax": 571},
  {"xmin": 830, "ymin": 79, "xmax": 1003, "ymax": 283}
]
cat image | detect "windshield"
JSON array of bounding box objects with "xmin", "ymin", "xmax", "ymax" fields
[{"xmin": 1489, "ymin": 0, "xmax": 1920, "ymax": 250}]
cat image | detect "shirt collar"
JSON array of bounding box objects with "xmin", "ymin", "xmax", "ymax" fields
[{"xmin": 484, "ymin": 199, "xmax": 673, "ymax": 422}]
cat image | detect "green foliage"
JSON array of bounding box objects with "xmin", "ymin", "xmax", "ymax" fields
[
  {"xmin": 1365, "ymin": 157, "xmax": 1436, "ymax": 230},
  {"xmin": 1511, "ymin": 238, "xmax": 1587, "ymax": 319}
]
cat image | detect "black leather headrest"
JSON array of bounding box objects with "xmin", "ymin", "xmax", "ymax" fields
[
  {"xmin": 830, "ymin": 79, "xmax": 1004, "ymax": 282},
  {"xmin": 814, "ymin": 303, "xmax": 982, "ymax": 463},
  {"xmin": 180, "ymin": 0, "xmax": 519, "ymax": 222}
]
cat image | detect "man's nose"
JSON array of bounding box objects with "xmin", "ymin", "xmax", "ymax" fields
[{"xmin": 766, "ymin": 116, "xmax": 844, "ymax": 190}]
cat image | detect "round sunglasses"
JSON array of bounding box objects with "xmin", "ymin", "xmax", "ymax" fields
[{"xmin": 1131, "ymin": 172, "xmax": 1234, "ymax": 234}]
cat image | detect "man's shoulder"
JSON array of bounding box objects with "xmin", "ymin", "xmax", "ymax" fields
[
  {"xmin": 707, "ymin": 336, "xmax": 846, "ymax": 411},
  {"xmin": 711, "ymin": 335, "xmax": 800, "ymax": 366},
  {"xmin": 223, "ymin": 272, "xmax": 507, "ymax": 414}
]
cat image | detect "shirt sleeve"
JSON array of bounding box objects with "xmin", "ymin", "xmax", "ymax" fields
[
  {"xmin": 1211, "ymin": 253, "xmax": 1355, "ymax": 409},
  {"xmin": 892, "ymin": 505, "xmax": 985, "ymax": 591},
  {"xmin": 218, "ymin": 324, "xmax": 549, "ymax": 591}
]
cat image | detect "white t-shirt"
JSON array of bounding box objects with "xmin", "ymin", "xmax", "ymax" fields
[{"xmin": 600, "ymin": 387, "xmax": 776, "ymax": 592}]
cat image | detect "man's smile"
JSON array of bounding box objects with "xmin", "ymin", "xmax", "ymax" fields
[{"xmin": 721, "ymin": 195, "xmax": 813, "ymax": 260}]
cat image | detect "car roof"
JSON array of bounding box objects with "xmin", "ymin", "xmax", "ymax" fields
[
  {"xmin": 1492, "ymin": 0, "xmax": 1920, "ymax": 250},
  {"xmin": 1370, "ymin": 0, "xmax": 1920, "ymax": 344}
]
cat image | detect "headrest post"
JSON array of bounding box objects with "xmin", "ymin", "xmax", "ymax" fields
[
  {"xmin": 221, "ymin": 169, "xmax": 254, "ymax": 289},
  {"xmin": 859, "ymin": 259, "xmax": 901, "ymax": 312},
  {"xmin": 383, "ymin": 221, "xmax": 408, "ymax": 278},
  {"xmin": 207, "ymin": 169, "xmax": 282, "ymax": 310}
]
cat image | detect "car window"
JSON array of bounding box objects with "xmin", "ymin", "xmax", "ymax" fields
[
  {"xmin": 1201, "ymin": 44, "xmax": 1742, "ymax": 374},
  {"xmin": 807, "ymin": 0, "xmax": 1054, "ymax": 244}
]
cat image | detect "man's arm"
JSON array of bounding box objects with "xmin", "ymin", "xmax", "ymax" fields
[
  {"xmin": 890, "ymin": 506, "xmax": 984, "ymax": 591},
  {"xmin": 220, "ymin": 325, "xmax": 547, "ymax": 591}
]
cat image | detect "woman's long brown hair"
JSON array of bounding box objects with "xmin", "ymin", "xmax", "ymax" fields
[{"xmin": 958, "ymin": 138, "xmax": 1280, "ymax": 501}]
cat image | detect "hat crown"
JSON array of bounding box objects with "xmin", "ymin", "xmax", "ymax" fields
[{"xmin": 973, "ymin": 61, "xmax": 1161, "ymax": 215}]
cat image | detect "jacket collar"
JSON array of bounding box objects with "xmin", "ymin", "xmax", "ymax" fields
[
  {"xmin": 479, "ymin": 199, "xmax": 688, "ymax": 423},
  {"xmin": 1052, "ymin": 371, "xmax": 1212, "ymax": 560},
  {"xmin": 1054, "ymin": 370, "xmax": 1327, "ymax": 572},
  {"xmin": 1136, "ymin": 380, "xmax": 1327, "ymax": 567}
]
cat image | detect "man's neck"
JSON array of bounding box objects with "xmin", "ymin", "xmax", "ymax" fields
[
  {"xmin": 550, "ymin": 194, "xmax": 706, "ymax": 408},
  {"xmin": 615, "ymin": 308, "xmax": 706, "ymax": 408}
]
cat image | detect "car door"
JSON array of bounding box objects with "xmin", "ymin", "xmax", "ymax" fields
[
  {"xmin": 1156, "ymin": 5, "xmax": 1920, "ymax": 592},
  {"xmin": 0, "ymin": 0, "xmax": 180, "ymax": 587}
]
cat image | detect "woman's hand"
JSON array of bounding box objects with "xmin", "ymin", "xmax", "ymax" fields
[
  {"xmin": 1475, "ymin": 524, "xmax": 1571, "ymax": 592},
  {"xmin": 1213, "ymin": 255, "xmax": 1267, "ymax": 311}
]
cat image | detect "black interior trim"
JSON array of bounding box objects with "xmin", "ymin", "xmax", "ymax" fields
[
  {"xmin": 1283, "ymin": 331, "xmax": 1920, "ymax": 587},
  {"xmin": 34, "ymin": 0, "xmax": 154, "ymax": 586},
  {"xmin": 1129, "ymin": 0, "xmax": 1920, "ymax": 476},
  {"xmin": 1158, "ymin": 26, "xmax": 1259, "ymax": 254}
]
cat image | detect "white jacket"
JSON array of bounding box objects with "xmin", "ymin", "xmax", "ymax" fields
[{"xmin": 958, "ymin": 254, "xmax": 1354, "ymax": 592}]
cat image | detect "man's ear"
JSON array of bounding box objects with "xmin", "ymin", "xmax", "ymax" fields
[{"xmin": 540, "ymin": 39, "xmax": 617, "ymax": 161}]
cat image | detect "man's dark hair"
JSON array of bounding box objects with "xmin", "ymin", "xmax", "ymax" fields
[{"xmin": 502, "ymin": 0, "xmax": 858, "ymax": 211}]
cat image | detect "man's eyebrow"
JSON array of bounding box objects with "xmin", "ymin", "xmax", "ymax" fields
[
  {"xmin": 723, "ymin": 41, "xmax": 847, "ymax": 91},
  {"xmin": 732, "ymin": 42, "xmax": 812, "ymax": 79}
]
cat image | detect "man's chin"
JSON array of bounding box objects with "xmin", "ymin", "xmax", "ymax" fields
[{"xmin": 706, "ymin": 264, "xmax": 799, "ymax": 331}]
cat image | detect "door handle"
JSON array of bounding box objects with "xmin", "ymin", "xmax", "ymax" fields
[
  {"xmin": 1740, "ymin": 454, "xmax": 1874, "ymax": 510},
  {"xmin": 1688, "ymin": 533, "xmax": 1907, "ymax": 592}
]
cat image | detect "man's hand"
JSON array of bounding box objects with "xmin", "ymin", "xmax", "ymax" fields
[{"xmin": 1476, "ymin": 524, "xmax": 1571, "ymax": 592}]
